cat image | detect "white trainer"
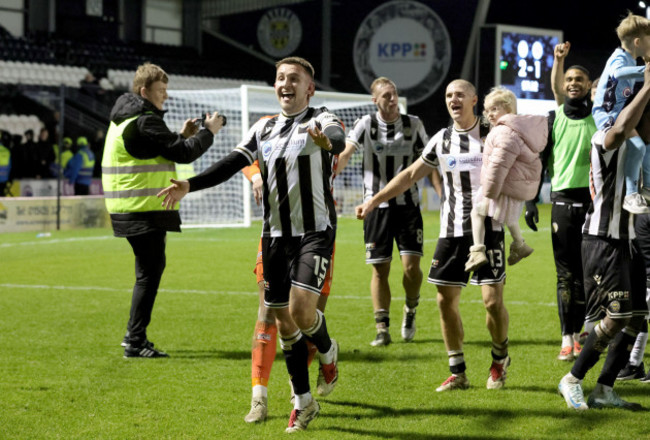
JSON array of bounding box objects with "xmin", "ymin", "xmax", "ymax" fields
[
  {"xmin": 486, "ymin": 356, "xmax": 510, "ymax": 389},
  {"xmin": 286, "ymin": 398, "xmax": 320, "ymax": 433},
  {"xmin": 587, "ymin": 384, "xmax": 642, "ymax": 410},
  {"xmin": 244, "ymin": 396, "xmax": 268, "ymax": 423},
  {"xmin": 558, "ymin": 375, "xmax": 588, "ymax": 410},
  {"xmin": 465, "ymin": 244, "xmax": 488, "ymax": 272},
  {"xmin": 436, "ymin": 373, "xmax": 470, "ymax": 392},
  {"xmin": 401, "ymin": 305, "xmax": 416, "ymax": 342},
  {"xmin": 623, "ymin": 193, "xmax": 650, "ymax": 214},
  {"xmin": 316, "ymin": 339, "xmax": 338, "ymax": 396}
]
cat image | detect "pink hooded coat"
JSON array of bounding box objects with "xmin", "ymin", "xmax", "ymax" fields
[{"xmin": 481, "ymin": 114, "xmax": 548, "ymax": 201}]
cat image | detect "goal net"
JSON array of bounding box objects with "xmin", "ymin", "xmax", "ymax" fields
[{"xmin": 164, "ymin": 85, "xmax": 406, "ymax": 228}]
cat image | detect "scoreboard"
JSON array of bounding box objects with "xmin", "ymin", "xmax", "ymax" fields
[{"xmin": 478, "ymin": 25, "xmax": 563, "ymax": 115}]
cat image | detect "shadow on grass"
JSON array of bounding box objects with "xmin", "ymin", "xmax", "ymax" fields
[
  {"xmin": 170, "ymin": 349, "xmax": 251, "ymax": 360},
  {"xmin": 322, "ymin": 427, "xmax": 517, "ymax": 440}
]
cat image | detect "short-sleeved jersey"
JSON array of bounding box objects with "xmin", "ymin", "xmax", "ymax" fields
[
  {"xmin": 234, "ymin": 106, "xmax": 343, "ymax": 238},
  {"xmin": 592, "ymin": 48, "xmax": 644, "ymax": 130},
  {"xmin": 420, "ymin": 117, "xmax": 497, "ymax": 238},
  {"xmin": 346, "ymin": 112, "xmax": 428, "ymax": 207},
  {"xmin": 583, "ymin": 128, "xmax": 635, "ymax": 239}
]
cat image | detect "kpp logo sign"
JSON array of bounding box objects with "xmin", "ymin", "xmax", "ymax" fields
[
  {"xmin": 377, "ymin": 42, "xmax": 427, "ymax": 58},
  {"xmin": 354, "ymin": 1, "xmax": 451, "ymax": 105}
]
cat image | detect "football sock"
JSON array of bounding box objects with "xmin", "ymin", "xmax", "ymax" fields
[
  {"xmin": 624, "ymin": 136, "xmax": 645, "ymax": 196},
  {"xmin": 252, "ymin": 384, "xmax": 267, "ymax": 399},
  {"xmin": 302, "ymin": 309, "xmax": 332, "ymax": 355},
  {"xmin": 571, "ymin": 322, "xmax": 613, "ymax": 380},
  {"xmin": 583, "ymin": 321, "xmax": 596, "ymax": 335},
  {"xmin": 562, "ymin": 334, "xmax": 573, "ymax": 348},
  {"xmin": 281, "ymin": 329, "xmax": 310, "ymax": 395},
  {"xmin": 374, "ymin": 309, "xmax": 390, "ymax": 330},
  {"xmin": 491, "ymin": 337, "xmax": 509, "ymax": 361},
  {"xmin": 448, "ymin": 350, "xmax": 466, "ymax": 374},
  {"xmin": 642, "ymin": 142, "xmax": 650, "ymax": 188},
  {"xmin": 405, "ymin": 295, "xmax": 420, "ymax": 310},
  {"xmin": 597, "ymin": 330, "xmax": 637, "ymax": 387},
  {"xmin": 251, "ymin": 321, "xmax": 277, "ymax": 388},
  {"xmin": 629, "ymin": 331, "xmax": 648, "ymax": 367},
  {"xmin": 294, "ymin": 391, "xmax": 312, "ymax": 411}
]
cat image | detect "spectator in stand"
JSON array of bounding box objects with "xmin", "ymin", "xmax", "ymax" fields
[
  {"xmin": 22, "ymin": 129, "xmax": 38, "ymax": 178},
  {"xmin": 0, "ymin": 130, "xmax": 11, "ymax": 196},
  {"xmin": 9, "ymin": 134, "xmax": 27, "ymax": 179},
  {"xmin": 80, "ymin": 72, "xmax": 104, "ymax": 100},
  {"xmin": 64, "ymin": 136, "xmax": 96, "ymax": 195},
  {"xmin": 35, "ymin": 127, "xmax": 54, "ymax": 178},
  {"xmin": 52, "ymin": 137, "xmax": 74, "ymax": 177},
  {"xmin": 92, "ymin": 129, "xmax": 106, "ymax": 178}
]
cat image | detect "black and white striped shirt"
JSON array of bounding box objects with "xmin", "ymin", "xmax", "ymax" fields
[
  {"xmin": 346, "ymin": 112, "xmax": 428, "ymax": 207},
  {"xmin": 235, "ymin": 106, "xmax": 342, "ymax": 237},
  {"xmin": 582, "ymin": 128, "xmax": 635, "ymax": 240},
  {"xmin": 421, "ymin": 118, "xmax": 498, "ymax": 238}
]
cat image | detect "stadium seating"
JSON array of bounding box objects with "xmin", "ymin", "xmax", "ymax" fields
[{"xmin": 0, "ymin": 113, "xmax": 44, "ymax": 138}]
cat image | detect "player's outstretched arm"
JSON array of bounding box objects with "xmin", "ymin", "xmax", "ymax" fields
[
  {"xmin": 355, "ymin": 159, "xmax": 431, "ymax": 219},
  {"xmin": 158, "ymin": 178, "xmax": 190, "ymax": 210},
  {"xmin": 336, "ymin": 142, "xmax": 356, "ymax": 176}
]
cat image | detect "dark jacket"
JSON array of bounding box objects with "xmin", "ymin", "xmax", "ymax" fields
[{"xmin": 107, "ymin": 93, "xmax": 214, "ymax": 236}]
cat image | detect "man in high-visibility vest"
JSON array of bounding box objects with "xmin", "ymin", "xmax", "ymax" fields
[
  {"xmin": 102, "ymin": 62, "xmax": 224, "ymax": 358},
  {"xmin": 51, "ymin": 137, "xmax": 74, "ymax": 177},
  {"xmin": 65, "ymin": 136, "xmax": 96, "ymax": 195}
]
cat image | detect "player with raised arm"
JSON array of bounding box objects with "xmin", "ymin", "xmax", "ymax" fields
[
  {"xmin": 526, "ymin": 42, "xmax": 598, "ymax": 361},
  {"xmin": 357, "ymin": 79, "xmax": 511, "ymax": 391},
  {"xmin": 158, "ymin": 57, "xmax": 343, "ymax": 433},
  {"xmin": 337, "ymin": 77, "xmax": 429, "ymax": 347}
]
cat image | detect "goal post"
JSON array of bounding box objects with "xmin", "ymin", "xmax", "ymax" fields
[{"xmin": 164, "ymin": 86, "xmax": 407, "ymax": 228}]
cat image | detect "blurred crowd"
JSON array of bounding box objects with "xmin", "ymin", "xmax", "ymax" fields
[{"xmin": 0, "ymin": 127, "xmax": 105, "ymax": 196}]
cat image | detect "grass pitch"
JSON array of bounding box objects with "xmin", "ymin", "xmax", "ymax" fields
[{"xmin": 1, "ymin": 205, "xmax": 649, "ymax": 439}]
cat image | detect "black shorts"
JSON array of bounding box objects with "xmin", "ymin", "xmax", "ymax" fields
[
  {"xmin": 582, "ymin": 236, "xmax": 648, "ymax": 322},
  {"xmin": 262, "ymin": 227, "xmax": 335, "ymax": 308},
  {"xmin": 427, "ymin": 220, "xmax": 506, "ymax": 287},
  {"xmin": 363, "ymin": 205, "xmax": 424, "ymax": 264}
]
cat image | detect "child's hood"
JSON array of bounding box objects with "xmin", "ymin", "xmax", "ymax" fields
[{"xmin": 497, "ymin": 114, "xmax": 548, "ymax": 154}]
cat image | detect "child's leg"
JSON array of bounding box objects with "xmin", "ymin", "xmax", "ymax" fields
[
  {"xmin": 506, "ymin": 219, "xmax": 524, "ymax": 245},
  {"xmin": 624, "ymin": 136, "xmax": 645, "ymax": 196},
  {"xmin": 471, "ymin": 206, "xmax": 486, "ymax": 247},
  {"xmin": 642, "ymin": 142, "xmax": 650, "ymax": 191}
]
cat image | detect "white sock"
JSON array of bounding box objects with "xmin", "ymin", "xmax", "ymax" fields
[
  {"xmin": 584, "ymin": 321, "xmax": 596, "ymax": 334},
  {"xmin": 629, "ymin": 332, "xmax": 649, "ymax": 366},
  {"xmin": 564, "ymin": 373, "xmax": 581, "ymax": 384},
  {"xmin": 252, "ymin": 384, "xmax": 267, "ymax": 399},
  {"xmin": 294, "ymin": 391, "xmax": 312, "ymax": 410},
  {"xmin": 319, "ymin": 340, "xmax": 335, "ymax": 365},
  {"xmin": 562, "ymin": 334, "xmax": 573, "ymax": 347}
]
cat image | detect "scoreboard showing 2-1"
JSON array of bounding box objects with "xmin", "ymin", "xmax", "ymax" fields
[{"xmin": 478, "ymin": 25, "xmax": 563, "ymax": 115}]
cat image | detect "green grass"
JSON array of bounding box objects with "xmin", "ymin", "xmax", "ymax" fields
[{"xmin": 1, "ymin": 205, "xmax": 649, "ymax": 439}]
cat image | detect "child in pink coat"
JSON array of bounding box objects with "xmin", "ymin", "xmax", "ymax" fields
[{"xmin": 465, "ymin": 87, "xmax": 548, "ymax": 272}]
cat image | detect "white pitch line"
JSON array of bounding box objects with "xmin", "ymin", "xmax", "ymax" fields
[
  {"xmin": 0, "ymin": 236, "xmax": 114, "ymax": 248},
  {"xmin": 0, "ymin": 283, "xmax": 557, "ymax": 308}
]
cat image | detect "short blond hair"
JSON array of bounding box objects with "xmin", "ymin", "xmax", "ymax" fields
[
  {"xmin": 483, "ymin": 86, "xmax": 517, "ymax": 115},
  {"xmin": 275, "ymin": 56, "xmax": 315, "ymax": 79},
  {"xmin": 616, "ymin": 12, "xmax": 650, "ymax": 44},
  {"xmin": 370, "ymin": 77, "xmax": 397, "ymax": 96},
  {"xmin": 132, "ymin": 62, "xmax": 168, "ymax": 94}
]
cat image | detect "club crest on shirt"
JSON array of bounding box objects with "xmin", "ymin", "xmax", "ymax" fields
[
  {"xmin": 623, "ymin": 87, "xmax": 632, "ymax": 98},
  {"xmin": 447, "ymin": 156, "xmax": 457, "ymax": 169},
  {"xmin": 374, "ymin": 143, "xmax": 385, "ymax": 154},
  {"xmin": 262, "ymin": 141, "xmax": 273, "ymax": 160}
]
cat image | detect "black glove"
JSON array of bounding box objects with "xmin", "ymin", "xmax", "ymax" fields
[{"xmin": 524, "ymin": 200, "xmax": 538, "ymax": 231}]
